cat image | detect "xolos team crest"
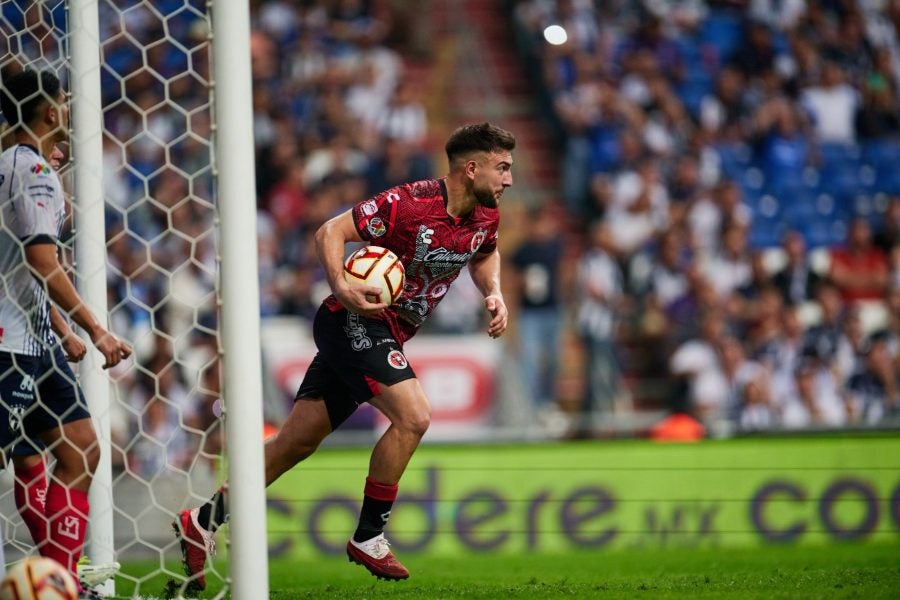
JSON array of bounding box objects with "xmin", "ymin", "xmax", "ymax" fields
[{"xmin": 387, "ymin": 350, "xmax": 408, "ymax": 369}]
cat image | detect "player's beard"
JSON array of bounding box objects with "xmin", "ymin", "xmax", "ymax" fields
[{"xmin": 475, "ymin": 186, "xmax": 499, "ymax": 209}]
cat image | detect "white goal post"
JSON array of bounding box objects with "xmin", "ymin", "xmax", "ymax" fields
[
  {"xmin": 209, "ymin": 0, "xmax": 270, "ymax": 598},
  {"xmin": 1, "ymin": 0, "xmax": 268, "ymax": 597},
  {"xmin": 68, "ymin": 0, "xmax": 116, "ymax": 596}
]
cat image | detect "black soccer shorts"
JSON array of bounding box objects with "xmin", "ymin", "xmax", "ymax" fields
[
  {"xmin": 0, "ymin": 345, "xmax": 91, "ymax": 457},
  {"xmin": 295, "ymin": 305, "xmax": 416, "ymax": 429}
]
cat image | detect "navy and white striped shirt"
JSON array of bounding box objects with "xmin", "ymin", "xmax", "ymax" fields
[{"xmin": 0, "ymin": 144, "xmax": 65, "ymax": 355}]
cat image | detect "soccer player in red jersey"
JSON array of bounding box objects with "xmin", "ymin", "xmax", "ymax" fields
[{"xmin": 175, "ymin": 123, "xmax": 515, "ymax": 587}]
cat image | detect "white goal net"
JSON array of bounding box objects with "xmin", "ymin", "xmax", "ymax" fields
[{"xmin": 0, "ymin": 0, "xmax": 237, "ymax": 597}]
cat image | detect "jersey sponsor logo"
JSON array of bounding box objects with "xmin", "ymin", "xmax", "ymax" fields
[
  {"xmin": 387, "ymin": 350, "xmax": 408, "ymax": 369},
  {"xmin": 361, "ymin": 200, "xmax": 378, "ymax": 216},
  {"xmin": 344, "ymin": 313, "xmax": 372, "ymax": 351},
  {"xmin": 27, "ymin": 184, "xmax": 54, "ymax": 208},
  {"xmin": 30, "ymin": 163, "xmax": 51, "ymax": 176},
  {"xmin": 422, "ymin": 247, "xmax": 470, "ymax": 267},
  {"xmin": 366, "ymin": 217, "xmax": 386, "ymax": 238},
  {"xmin": 396, "ymin": 224, "xmax": 477, "ymax": 325},
  {"xmin": 419, "ymin": 226, "xmax": 434, "ymax": 246},
  {"xmin": 471, "ymin": 229, "xmax": 487, "ymax": 253}
]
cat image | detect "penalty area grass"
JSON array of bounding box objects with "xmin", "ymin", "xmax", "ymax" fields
[{"xmin": 116, "ymin": 541, "xmax": 899, "ymax": 599}]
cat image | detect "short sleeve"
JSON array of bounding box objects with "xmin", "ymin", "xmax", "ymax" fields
[
  {"xmin": 478, "ymin": 228, "xmax": 499, "ymax": 254},
  {"xmin": 9, "ymin": 156, "xmax": 60, "ymax": 243},
  {"xmin": 352, "ymin": 186, "xmax": 403, "ymax": 243},
  {"xmin": 476, "ymin": 209, "xmax": 499, "ymax": 254}
]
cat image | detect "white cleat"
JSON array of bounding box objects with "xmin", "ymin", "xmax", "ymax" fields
[{"xmin": 77, "ymin": 556, "xmax": 121, "ymax": 588}]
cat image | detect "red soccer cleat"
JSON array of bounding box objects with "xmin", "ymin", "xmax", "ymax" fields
[
  {"xmin": 346, "ymin": 534, "xmax": 410, "ymax": 581},
  {"xmin": 173, "ymin": 508, "xmax": 216, "ymax": 592}
]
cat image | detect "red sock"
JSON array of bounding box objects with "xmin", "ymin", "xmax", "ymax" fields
[
  {"xmin": 353, "ymin": 477, "xmax": 399, "ymax": 542},
  {"xmin": 44, "ymin": 481, "xmax": 89, "ymax": 576},
  {"xmin": 364, "ymin": 476, "xmax": 399, "ymax": 502},
  {"xmin": 14, "ymin": 460, "xmax": 49, "ymax": 552}
]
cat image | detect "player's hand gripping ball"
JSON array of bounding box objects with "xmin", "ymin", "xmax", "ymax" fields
[
  {"xmin": 0, "ymin": 557, "xmax": 79, "ymax": 600},
  {"xmin": 343, "ymin": 245, "xmax": 405, "ymax": 305}
]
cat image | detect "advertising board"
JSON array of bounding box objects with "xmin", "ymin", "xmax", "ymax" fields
[{"xmin": 266, "ymin": 437, "xmax": 900, "ymax": 557}]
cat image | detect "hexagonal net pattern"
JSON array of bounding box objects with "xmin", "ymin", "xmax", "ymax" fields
[{"xmin": 0, "ymin": 1, "xmax": 227, "ymax": 596}]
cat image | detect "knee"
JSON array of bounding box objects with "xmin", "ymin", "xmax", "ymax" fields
[
  {"xmin": 272, "ymin": 433, "xmax": 320, "ymax": 466},
  {"xmin": 82, "ymin": 443, "xmax": 100, "ymax": 478},
  {"xmin": 291, "ymin": 441, "xmax": 319, "ymax": 463},
  {"xmin": 56, "ymin": 442, "xmax": 99, "ymax": 482},
  {"xmin": 399, "ymin": 408, "xmax": 431, "ymax": 438}
]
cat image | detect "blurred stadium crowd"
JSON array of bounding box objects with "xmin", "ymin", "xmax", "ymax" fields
[
  {"xmin": 510, "ymin": 0, "xmax": 900, "ymax": 437},
  {"xmin": 1, "ymin": 0, "xmax": 898, "ymax": 478},
  {"xmin": 3, "ymin": 0, "xmax": 437, "ymax": 477}
]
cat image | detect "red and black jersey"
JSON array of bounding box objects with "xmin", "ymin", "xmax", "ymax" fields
[{"xmin": 323, "ymin": 178, "xmax": 499, "ymax": 344}]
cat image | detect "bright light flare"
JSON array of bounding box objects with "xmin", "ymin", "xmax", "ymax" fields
[{"xmin": 543, "ymin": 24, "xmax": 568, "ymax": 45}]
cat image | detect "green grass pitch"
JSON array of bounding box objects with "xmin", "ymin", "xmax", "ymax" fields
[{"xmin": 116, "ymin": 541, "xmax": 899, "ymax": 599}]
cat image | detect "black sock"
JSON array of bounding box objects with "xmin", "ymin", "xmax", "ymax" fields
[
  {"xmin": 197, "ymin": 486, "xmax": 228, "ymax": 532},
  {"xmin": 353, "ymin": 477, "xmax": 398, "ymax": 543}
]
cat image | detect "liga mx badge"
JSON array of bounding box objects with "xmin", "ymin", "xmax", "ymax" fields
[
  {"xmin": 387, "ymin": 350, "xmax": 408, "ymax": 369},
  {"xmin": 361, "ymin": 199, "xmax": 378, "ymax": 216}
]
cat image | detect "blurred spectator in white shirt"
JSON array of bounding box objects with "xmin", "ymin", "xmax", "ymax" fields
[
  {"xmin": 647, "ymin": 228, "xmax": 691, "ymax": 313},
  {"xmin": 748, "ymin": 0, "xmax": 807, "ymax": 32},
  {"xmin": 670, "ymin": 311, "xmax": 727, "ymax": 402},
  {"xmin": 688, "ymin": 179, "xmax": 751, "ymax": 258},
  {"xmin": 800, "ymin": 61, "xmax": 860, "ymax": 144},
  {"xmin": 608, "ymin": 158, "xmax": 670, "ymax": 254},
  {"xmin": 702, "ymin": 222, "xmax": 753, "ymax": 299},
  {"xmin": 781, "ymin": 357, "xmax": 848, "ymax": 428},
  {"xmin": 372, "ymin": 80, "xmax": 427, "ymax": 148},
  {"xmin": 846, "ymin": 333, "xmax": 899, "ymax": 423},
  {"xmin": 576, "ymin": 223, "xmax": 624, "ymax": 431}
]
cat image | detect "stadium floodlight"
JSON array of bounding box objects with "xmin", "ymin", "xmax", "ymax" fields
[{"xmin": 543, "ymin": 24, "xmax": 568, "ymax": 46}]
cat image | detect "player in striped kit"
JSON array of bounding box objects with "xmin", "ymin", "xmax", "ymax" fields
[
  {"xmin": 176, "ymin": 122, "xmax": 515, "ymax": 588},
  {"xmin": 0, "ymin": 69, "xmax": 132, "ymax": 596}
]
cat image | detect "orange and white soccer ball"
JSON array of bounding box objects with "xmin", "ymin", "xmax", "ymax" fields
[
  {"xmin": 0, "ymin": 557, "xmax": 78, "ymax": 600},
  {"xmin": 343, "ymin": 245, "xmax": 405, "ymax": 305}
]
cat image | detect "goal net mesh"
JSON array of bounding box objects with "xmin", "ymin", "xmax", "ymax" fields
[{"xmin": 0, "ymin": 0, "xmax": 226, "ymax": 595}]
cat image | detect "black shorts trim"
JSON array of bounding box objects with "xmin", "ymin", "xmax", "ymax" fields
[
  {"xmin": 295, "ymin": 305, "xmax": 416, "ymax": 429},
  {"xmin": 0, "ymin": 346, "xmax": 90, "ymax": 456},
  {"xmin": 21, "ymin": 234, "xmax": 57, "ymax": 246}
]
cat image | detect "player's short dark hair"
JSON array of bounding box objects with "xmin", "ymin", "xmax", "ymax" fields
[
  {"xmin": 0, "ymin": 69, "xmax": 61, "ymax": 129},
  {"xmin": 445, "ymin": 122, "xmax": 516, "ymax": 163}
]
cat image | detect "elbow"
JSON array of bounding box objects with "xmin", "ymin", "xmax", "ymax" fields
[{"xmin": 314, "ymin": 221, "xmax": 330, "ymax": 249}]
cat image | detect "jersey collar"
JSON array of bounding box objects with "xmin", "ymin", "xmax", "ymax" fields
[
  {"xmin": 440, "ymin": 178, "xmax": 467, "ymax": 226},
  {"xmin": 17, "ymin": 143, "xmax": 40, "ymax": 156}
]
